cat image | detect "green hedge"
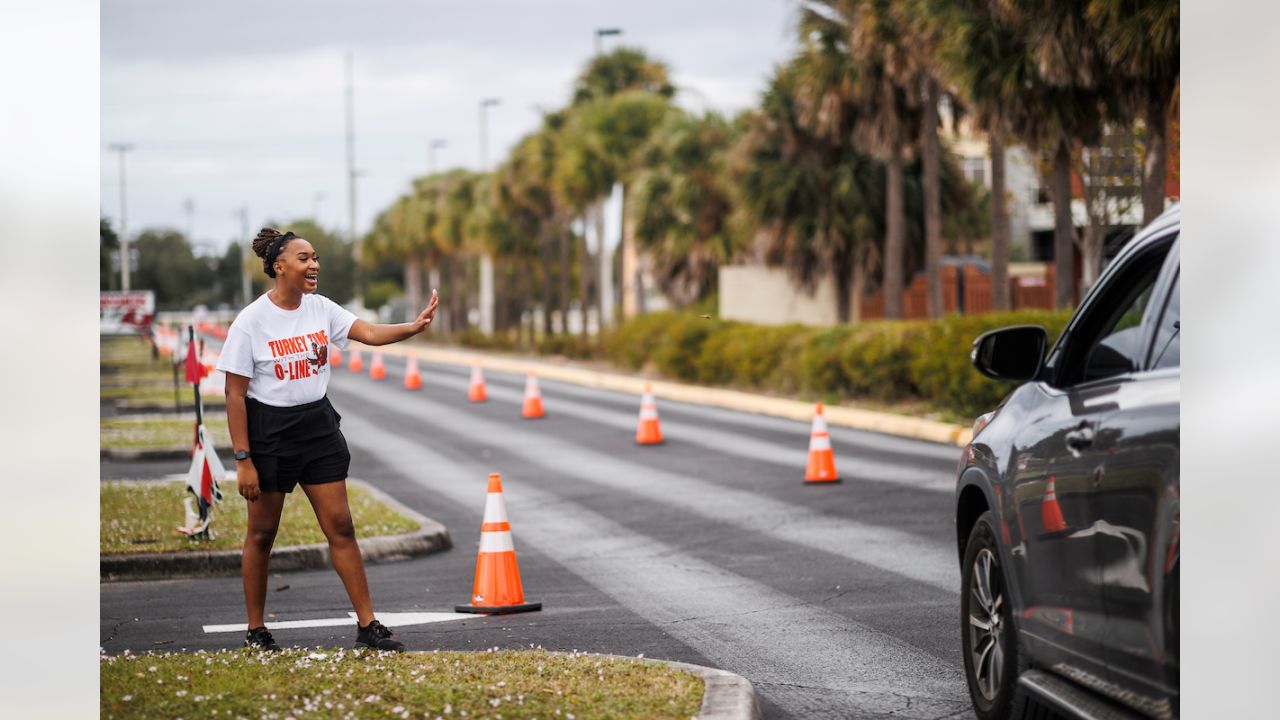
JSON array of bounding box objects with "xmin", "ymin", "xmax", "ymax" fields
[
  {"xmin": 602, "ymin": 310, "xmax": 1073, "ymax": 419},
  {"xmin": 456, "ymin": 309, "xmax": 1073, "ymax": 420}
]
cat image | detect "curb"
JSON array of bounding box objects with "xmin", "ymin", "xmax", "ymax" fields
[
  {"xmin": 100, "ymin": 479, "xmax": 452, "ymax": 582},
  {"xmin": 113, "ymin": 400, "xmax": 227, "ymax": 415},
  {"xmin": 102, "ymin": 447, "xmax": 204, "ymax": 461},
  {"xmin": 656, "ymin": 658, "xmax": 762, "ymax": 720},
  {"xmin": 367, "ymin": 342, "xmax": 972, "ymax": 447},
  {"xmin": 403, "ymin": 652, "xmax": 759, "ymax": 720},
  {"xmin": 588, "ymin": 654, "xmax": 759, "ymax": 720}
]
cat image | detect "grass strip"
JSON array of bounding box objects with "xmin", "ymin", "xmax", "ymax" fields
[
  {"xmin": 101, "ymin": 480, "xmax": 420, "ymax": 555},
  {"xmin": 101, "ymin": 414, "xmax": 233, "ymax": 451},
  {"xmin": 100, "ymin": 648, "xmax": 704, "ymax": 720}
]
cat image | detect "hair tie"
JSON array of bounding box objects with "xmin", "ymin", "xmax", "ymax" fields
[{"xmin": 266, "ymin": 231, "xmax": 298, "ymax": 276}]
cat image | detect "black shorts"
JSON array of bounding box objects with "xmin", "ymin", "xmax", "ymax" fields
[
  {"xmin": 245, "ymin": 395, "xmax": 351, "ymax": 494},
  {"xmin": 253, "ymin": 436, "xmax": 351, "ymax": 494}
]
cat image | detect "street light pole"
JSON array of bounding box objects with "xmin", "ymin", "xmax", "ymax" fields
[
  {"xmin": 109, "ymin": 143, "xmax": 135, "ymax": 291},
  {"xmin": 478, "ymin": 98, "xmax": 500, "ymax": 335},
  {"xmin": 429, "ymin": 139, "xmax": 446, "ymax": 175},
  {"xmin": 594, "ymin": 27, "xmax": 621, "ymax": 56}
]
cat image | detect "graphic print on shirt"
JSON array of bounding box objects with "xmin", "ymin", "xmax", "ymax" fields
[
  {"xmin": 266, "ymin": 329, "xmax": 331, "ymax": 382},
  {"xmin": 309, "ymin": 342, "xmax": 329, "ymax": 370}
]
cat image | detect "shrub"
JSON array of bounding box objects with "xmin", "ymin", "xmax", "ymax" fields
[{"xmin": 908, "ymin": 310, "xmax": 1073, "ymax": 418}]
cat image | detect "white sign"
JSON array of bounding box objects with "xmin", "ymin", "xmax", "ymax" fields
[{"xmin": 101, "ymin": 290, "xmax": 156, "ymax": 335}]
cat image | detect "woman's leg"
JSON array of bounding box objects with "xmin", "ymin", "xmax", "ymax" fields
[
  {"xmin": 301, "ymin": 480, "xmax": 375, "ymax": 626},
  {"xmin": 243, "ymin": 491, "xmax": 287, "ymax": 627}
]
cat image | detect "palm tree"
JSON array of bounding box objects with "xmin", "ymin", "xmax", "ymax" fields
[
  {"xmin": 554, "ymin": 90, "xmax": 672, "ymax": 332},
  {"xmin": 1015, "ymin": 0, "xmax": 1109, "ymax": 308},
  {"xmin": 931, "ymin": 0, "xmax": 1040, "ymax": 311},
  {"xmin": 734, "ymin": 63, "xmax": 885, "ymax": 323},
  {"xmin": 1086, "ymin": 0, "xmax": 1179, "ymax": 225},
  {"xmin": 566, "ymin": 48, "xmax": 676, "ymax": 329},
  {"xmin": 572, "ymin": 47, "xmax": 675, "ymax": 105},
  {"xmin": 800, "ymin": 0, "xmax": 924, "ymax": 319},
  {"xmin": 628, "ymin": 111, "xmax": 743, "ymax": 306}
]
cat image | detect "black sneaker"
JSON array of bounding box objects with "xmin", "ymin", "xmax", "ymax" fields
[
  {"xmin": 244, "ymin": 626, "xmax": 281, "ymax": 652},
  {"xmin": 354, "ymin": 619, "xmax": 405, "ymax": 652}
]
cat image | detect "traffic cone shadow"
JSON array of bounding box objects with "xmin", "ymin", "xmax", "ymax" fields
[
  {"xmin": 468, "ymin": 366, "xmax": 488, "ymax": 402},
  {"xmin": 636, "ymin": 383, "xmax": 663, "ymax": 445},
  {"xmin": 455, "ymin": 473, "xmax": 542, "ymax": 615},
  {"xmin": 404, "ymin": 355, "xmax": 422, "ymax": 390},
  {"xmin": 348, "ymin": 348, "xmax": 364, "ymax": 373},
  {"xmin": 370, "ymin": 352, "xmax": 386, "ymax": 381},
  {"xmin": 521, "ymin": 374, "xmax": 545, "ymax": 419},
  {"xmin": 804, "ymin": 402, "xmax": 840, "ymax": 484}
]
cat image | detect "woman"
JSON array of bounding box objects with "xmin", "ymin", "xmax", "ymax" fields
[{"xmin": 215, "ymin": 227, "xmax": 438, "ymax": 652}]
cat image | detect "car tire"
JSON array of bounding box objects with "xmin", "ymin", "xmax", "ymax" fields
[{"xmin": 962, "ymin": 510, "xmax": 1031, "ymax": 720}]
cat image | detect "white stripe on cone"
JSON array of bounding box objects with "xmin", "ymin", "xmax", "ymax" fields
[
  {"xmin": 479, "ymin": 532, "xmax": 516, "ymax": 553},
  {"xmin": 809, "ymin": 433, "xmax": 832, "ymax": 451}
]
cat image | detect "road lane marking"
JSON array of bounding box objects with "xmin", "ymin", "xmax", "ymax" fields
[
  {"xmin": 423, "ymin": 362, "xmax": 963, "ymax": 463},
  {"xmin": 203, "ymin": 612, "xmax": 468, "ymax": 634},
  {"xmin": 333, "ymin": 373, "xmax": 960, "ymax": 593},
  {"xmin": 337, "ymin": 411, "xmax": 970, "ymax": 718},
  {"xmin": 399, "ymin": 368, "xmax": 957, "ymax": 492}
]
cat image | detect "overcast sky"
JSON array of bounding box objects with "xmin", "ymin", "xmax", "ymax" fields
[{"xmin": 101, "ymin": 0, "xmax": 799, "ymax": 253}]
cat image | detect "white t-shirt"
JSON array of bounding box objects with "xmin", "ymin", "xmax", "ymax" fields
[{"xmin": 216, "ymin": 293, "xmax": 358, "ymax": 407}]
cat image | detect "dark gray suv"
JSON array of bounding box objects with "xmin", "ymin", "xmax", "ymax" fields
[{"xmin": 955, "ymin": 206, "xmax": 1180, "ymax": 720}]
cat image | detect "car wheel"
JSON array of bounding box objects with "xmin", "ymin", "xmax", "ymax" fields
[{"xmin": 962, "ymin": 510, "xmax": 1031, "ymax": 720}]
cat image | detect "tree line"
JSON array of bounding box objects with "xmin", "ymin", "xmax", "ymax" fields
[{"xmin": 367, "ymin": 1, "xmax": 1176, "ymax": 333}]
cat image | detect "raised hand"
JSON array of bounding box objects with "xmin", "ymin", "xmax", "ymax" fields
[{"xmin": 414, "ymin": 289, "xmax": 440, "ymax": 333}]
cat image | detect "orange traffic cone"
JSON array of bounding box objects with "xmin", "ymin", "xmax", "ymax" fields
[
  {"xmin": 404, "ymin": 355, "xmax": 422, "ymax": 390},
  {"xmin": 369, "ymin": 352, "xmax": 386, "ymax": 380},
  {"xmin": 455, "ymin": 473, "xmax": 542, "ymax": 615},
  {"xmin": 1041, "ymin": 476, "xmax": 1068, "ymax": 532},
  {"xmin": 521, "ymin": 374, "xmax": 545, "ymax": 419},
  {"xmin": 330, "ymin": 345, "xmax": 343, "ymax": 368},
  {"xmin": 348, "ymin": 348, "xmax": 364, "ymax": 373},
  {"xmin": 636, "ymin": 383, "xmax": 663, "ymax": 445},
  {"xmin": 468, "ymin": 366, "xmax": 488, "ymax": 402},
  {"xmin": 804, "ymin": 402, "xmax": 840, "ymax": 483}
]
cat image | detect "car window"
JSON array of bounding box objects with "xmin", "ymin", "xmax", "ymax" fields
[
  {"xmin": 1150, "ymin": 273, "xmax": 1180, "ymax": 369},
  {"xmin": 1055, "ymin": 236, "xmax": 1174, "ymax": 387}
]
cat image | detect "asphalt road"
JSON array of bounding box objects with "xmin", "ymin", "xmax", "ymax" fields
[{"xmin": 101, "ymin": 356, "xmax": 975, "ymax": 719}]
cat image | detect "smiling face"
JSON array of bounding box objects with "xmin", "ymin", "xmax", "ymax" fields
[{"xmin": 273, "ymin": 238, "xmax": 320, "ymax": 293}]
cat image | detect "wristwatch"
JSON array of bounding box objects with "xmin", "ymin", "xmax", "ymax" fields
[{"xmin": 234, "ymin": 450, "xmax": 252, "ymax": 462}]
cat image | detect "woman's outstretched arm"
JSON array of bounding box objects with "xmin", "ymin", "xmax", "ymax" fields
[{"xmin": 347, "ymin": 289, "xmax": 439, "ymax": 346}]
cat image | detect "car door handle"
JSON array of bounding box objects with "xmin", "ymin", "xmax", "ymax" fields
[{"xmin": 1065, "ymin": 426, "xmax": 1095, "ymax": 450}]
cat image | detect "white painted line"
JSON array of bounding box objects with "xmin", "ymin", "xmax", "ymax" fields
[
  {"xmin": 408, "ymin": 369, "xmax": 957, "ymax": 492},
  {"xmin": 337, "ymin": 411, "xmax": 969, "ymax": 717},
  {"xmin": 203, "ymin": 612, "xmax": 468, "ymax": 634},
  {"xmin": 333, "ymin": 374, "xmax": 960, "ymax": 592}
]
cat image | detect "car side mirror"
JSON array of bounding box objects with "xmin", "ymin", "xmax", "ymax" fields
[{"xmin": 971, "ymin": 325, "xmax": 1048, "ymax": 381}]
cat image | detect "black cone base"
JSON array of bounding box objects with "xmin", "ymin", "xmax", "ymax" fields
[
  {"xmin": 455, "ymin": 601, "xmax": 543, "ymax": 615},
  {"xmin": 804, "ymin": 477, "xmax": 842, "ymax": 484}
]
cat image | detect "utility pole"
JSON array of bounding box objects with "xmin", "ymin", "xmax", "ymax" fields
[
  {"xmin": 312, "ymin": 192, "xmax": 324, "ymax": 223},
  {"xmin": 236, "ymin": 207, "xmax": 251, "ymax": 305},
  {"xmin": 109, "ymin": 143, "xmax": 135, "ymax": 291},
  {"xmin": 345, "ymin": 51, "xmax": 363, "ymax": 308},
  {"xmin": 429, "ymin": 139, "xmax": 446, "ymax": 175},
  {"xmin": 478, "ymin": 98, "xmax": 500, "ymax": 335}
]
